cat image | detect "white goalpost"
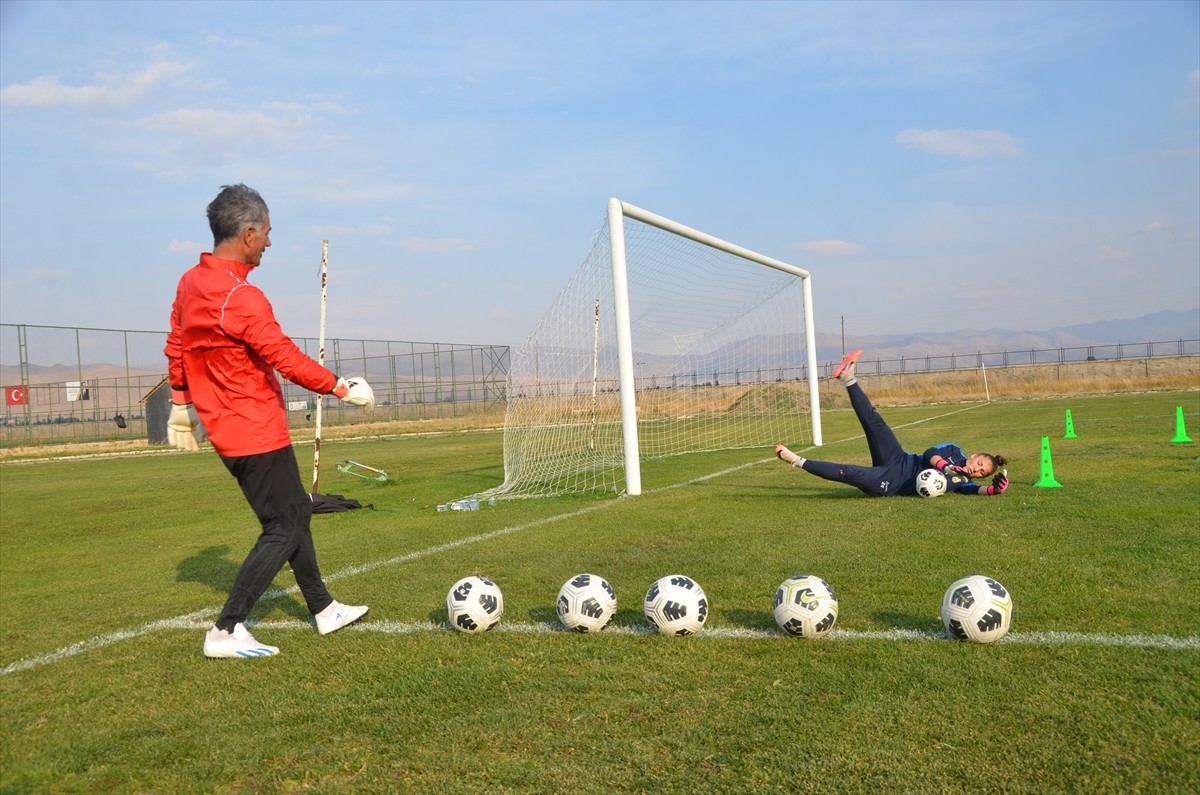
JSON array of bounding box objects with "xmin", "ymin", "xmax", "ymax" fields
[{"xmin": 479, "ymin": 198, "xmax": 822, "ymax": 499}]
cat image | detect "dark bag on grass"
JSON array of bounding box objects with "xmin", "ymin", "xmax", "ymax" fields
[{"xmin": 309, "ymin": 492, "xmax": 373, "ymax": 513}]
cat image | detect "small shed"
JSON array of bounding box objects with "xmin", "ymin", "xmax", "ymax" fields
[{"xmin": 142, "ymin": 377, "xmax": 208, "ymax": 446}]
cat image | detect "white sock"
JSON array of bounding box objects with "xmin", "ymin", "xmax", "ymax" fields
[
  {"xmin": 842, "ymin": 375, "xmax": 857, "ymax": 387},
  {"xmin": 793, "ymin": 456, "xmax": 806, "ymax": 468}
]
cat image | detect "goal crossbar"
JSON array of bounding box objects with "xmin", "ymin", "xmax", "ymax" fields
[
  {"xmin": 609, "ymin": 199, "xmax": 823, "ymax": 494},
  {"xmin": 477, "ymin": 198, "xmax": 824, "ymax": 501}
]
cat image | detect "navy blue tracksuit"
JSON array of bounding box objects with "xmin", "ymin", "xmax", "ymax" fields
[{"xmin": 801, "ymin": 383, "xmax": 979, "ymax": 497}]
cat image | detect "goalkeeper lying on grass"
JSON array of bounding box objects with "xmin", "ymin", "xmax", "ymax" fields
[{"xmin": 775, "ymin": 349, "xmax": 1009, "ymax": 498}]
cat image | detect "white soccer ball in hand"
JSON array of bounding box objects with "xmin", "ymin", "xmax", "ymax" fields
[
  {"xmin": 915, "ymin": 468, "xmax": 948, "ymax": 498},
  {"xmin": 773, "ymin": 574, "xmax": 839, "ymax": 638},
  {"xmin": 644, "ymin": 574, "xmax": 709, "ymax": 636},
  {"xmin": 556, "ymin": 573, "xmax": 618, "ymax": 633},
  {"xmin": 941, "ymin": 574, "xmax": 1013, "ymax": 644},
  {"xmin": 446, "ymin": 575, "xmax": 504, "ymax": 633}
]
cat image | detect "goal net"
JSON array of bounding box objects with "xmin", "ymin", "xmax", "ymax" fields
[{"xmin": 479, "ymin": 199, "xmax": 822, "ymax": 499}]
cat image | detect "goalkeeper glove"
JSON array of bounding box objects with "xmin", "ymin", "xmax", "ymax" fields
[
  {"xmin": 935, "ymin": 457, "xmax": 969, "ymax": 478},
  {"xmin": 985, "ymin": 470, "xmax": 1009, "ymax": 496},
  {"xmin": 333, "ymin": 377, "xmax": 375, "ymax": 410},
  {"xmin": 167, "ymin": 393, "xmax": 202, "ymax": 452}
]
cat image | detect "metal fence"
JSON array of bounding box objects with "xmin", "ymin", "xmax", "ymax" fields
[
  {"xmin": 832, "ymin": 338, "xmax": 1200, "ymax": 378},
  {"xmin": 1, "ymin": 323, "xmax": 1196, "ymax": 447},
  {"xmin": 0, "ymin": 324, "xmax": 509, "ymax": 446}
]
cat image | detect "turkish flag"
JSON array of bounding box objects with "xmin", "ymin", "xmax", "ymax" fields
[{"xmin": 5, "ymin": 386, "xmax": 28, "ymax": 406}]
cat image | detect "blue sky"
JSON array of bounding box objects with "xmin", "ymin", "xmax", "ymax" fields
[{"xmin": 1, "ymin": 0, "xmax": 1197, "ymax": 349}]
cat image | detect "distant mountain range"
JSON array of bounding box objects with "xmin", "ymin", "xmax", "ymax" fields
[{"xmin": 811, "ymin": 308, "xmax": 1200, "ymax": 364}]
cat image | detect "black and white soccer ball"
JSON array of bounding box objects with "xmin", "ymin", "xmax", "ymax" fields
[
  {"xmin": 644, "ymin": 574, "xmax": 709, "ymax": 636},
  {"xmin": 915, "ymin": 468, "xmax": 948, "ymax": 498},
  {"xmin": 941, "ymin": 574, "xmax": 1013, "ymax": 644},
  {"xmin": 773, "ymin": 574, "xmax": 839, "ymax": 638},
  {"xmin": 556, "ymin": 573, "xmax": 617, "ymax": 633},
  {"xmin": 446, "ymin": 575, "xmax": 504, "ymax": 633}
]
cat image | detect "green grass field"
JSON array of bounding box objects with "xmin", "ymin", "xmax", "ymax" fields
[{"xmin": 2, "ymin": 391, "xmax": 1198, "ymax": 794}]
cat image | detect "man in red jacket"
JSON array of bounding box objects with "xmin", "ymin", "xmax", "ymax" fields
[{"xmin": 165, "ymin": 183, "xmax": 374, "ymax": 658}]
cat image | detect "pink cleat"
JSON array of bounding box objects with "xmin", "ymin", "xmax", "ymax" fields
[{"xmin": 833, "ymin": 349, "xmax": 863, "ymax": 380}]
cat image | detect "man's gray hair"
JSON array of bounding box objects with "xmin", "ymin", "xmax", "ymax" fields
[{"xmin": 206, "ymin": 184, "xmax": 269, "ymax": 246}]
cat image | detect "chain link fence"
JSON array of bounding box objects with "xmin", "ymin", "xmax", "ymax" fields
[
  {"xmin": 0, "ymin": 324, "xmax": 509, "ymax": 446},
  {"xmin": 830, "ymin": 338, "xmax": 1200, "ymax": 379},
  {"xmin": 1, "ymin": 323, "xmax": 1196, "ymax": 447}
]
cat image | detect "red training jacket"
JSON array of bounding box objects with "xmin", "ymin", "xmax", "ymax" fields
[{"xmin": 164, "ymin": 253, "xmax": 337, "ymax": 457}]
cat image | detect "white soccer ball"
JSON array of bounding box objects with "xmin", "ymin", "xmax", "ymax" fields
[
  {"xmin": 915, "ymin": 468, "xmax": 948, "ymax": 498},
  {"xmin": 941, "ymin": 575, "xmax": 1013, "ymax": 644},
  {"xmin": 773, "ymin": 574, "xmax": 839, "ymax": 638},
  {"xmin": 644, "ymin": 574, "xmax": 709, "ymax": 636},
  {"xmin": 556, "ymin": 573, "xmax": 618, "ymax": 633},
  {"xmin": 446, "ymin": 575, "xmax": 504, "ymax": 634}
]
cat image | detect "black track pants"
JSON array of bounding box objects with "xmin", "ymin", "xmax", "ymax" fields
[
  {"xmin": 215, "ymin": 445, "xmax": 333, "ymax": 630},
  {"xmin": 800, "ymin": 383, "xmax": 909, "ymax": 497}
]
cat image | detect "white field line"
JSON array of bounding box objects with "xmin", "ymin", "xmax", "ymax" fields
[
  {"xmin": 67, "ymin": 616, "xmax": 1200, "ymax": 651},
  {"xmin": 4, "ymin": 403, "xmax": 1195, "ymax": 676},
  {"xmin": 0, "ymin": 502, "xmax": 615, "ymax": 677}
]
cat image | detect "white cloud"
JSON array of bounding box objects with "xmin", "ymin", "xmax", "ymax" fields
[
  {"xmin": 1143, "ymin": 221, "xmax": 1166, "ymax": 232},
  {"xmin": 310, "ymin": 225, "xmax": 390, "ymax": 237},
  {"xmin": 285, "ymin": 24, "xmax": 342, "ymax": 37},
  {"xmin": 896, "ymin": 128, "xmax": 1020, "ymax": 158},
  {"xmin": 132, "ymin": 107, "xmax": 313, "ymax": 162},
  {"xmin": 1177, "ymin": 69, "xmax": 1200, "ymax": 114},
  {"xmin": 266, "ymin": 99, "xmax": 350, "ymax": 115},
  {"xmin": 30, "ymin": 267, "xmax": 65, "ymax": 284},
  {"xmin": 167, "ymin": 239, "xmax": 204, "ymax": 254},
  {"xmin": 1097, "ymin": 245, "xmax": 1127, "ymax": 260},
  {"xmin": 0, "ymin": 60, "xmax": 195, "ymax": 111},
  {"xmin": 395, "ymin": 237, "xmax": 477, "ymax": 253},
  {"xmin": 794, "ymin": 239, "xmax": 863, "ymax": 256},
  {"xmin": 204, "ymin": 34, "xmax": 261, "ymax": 49}
]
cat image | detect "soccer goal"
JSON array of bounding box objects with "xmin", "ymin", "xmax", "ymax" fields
[{"xmin": 480, "ymin": 198, "xmax": 822, "ymax": 499}]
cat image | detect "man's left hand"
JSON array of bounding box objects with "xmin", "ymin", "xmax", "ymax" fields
[
  {"xmin": 334, "ymin": 377, "xmax": 375, "ymax": 409},
  {"xmin": 167, "ymin": 403, "xmax": 202, "ymax": 452}
]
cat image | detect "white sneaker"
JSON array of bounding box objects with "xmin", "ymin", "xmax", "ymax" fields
[
  {"xmin": 315, "ymin": 601, "xmax": 369, "ymax": 635},
  {"xmin": 203, "ymin": 623, "xmax": 279, "ymax": 658}
]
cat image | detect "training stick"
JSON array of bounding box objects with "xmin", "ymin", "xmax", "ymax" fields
[{"xmin": 312, "ymin": 240, "xmax": 329, "ymax": 493}]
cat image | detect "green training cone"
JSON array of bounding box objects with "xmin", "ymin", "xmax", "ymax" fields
[
  {"xmin": 1032, "ymin": 435, "xmax": 1062, "ymax": 488},
  {"xmin": 1064, "ymin": 409, "xmax": 1078, "ymax": 439},
  {"xmin": 1170, "ymin": 405, "xmax": 1192, "ymax": 444}
]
